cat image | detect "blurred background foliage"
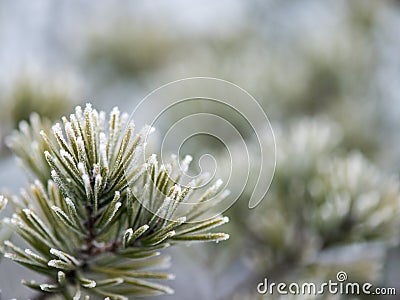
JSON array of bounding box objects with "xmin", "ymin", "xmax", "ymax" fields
[{"xmin": 1, "ymin": 0, "xmax": 400, "ymax": 299}]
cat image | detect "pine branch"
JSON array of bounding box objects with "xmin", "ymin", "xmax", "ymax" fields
[{"xmin": 2, "ymin": 103, "xmax": 230, "ymax": 299}]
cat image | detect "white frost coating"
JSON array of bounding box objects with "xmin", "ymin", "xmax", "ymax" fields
[
  {"xmin": 111, "ymin": 106, "xmax": 120, "ymax": 116},
  {"xmin": 181, "ymin": 155, "xmax": 193, "ymax": 173},
  {"xmin": 84, "ymin": 103, "xmax": 92, "ymax": 112},
  {"xmin": 65, "ymin": 197, "xmax": 76, "ymax": 209},
  {"xmin": 39, "ymin": 130, "xmax": 46, "ymax": 138},
  {"xmin": 50, "ymin": 248, "xmax": 79, "ymax": 265},
  {"xmin": 47, "ymin": 260, "xmax": 63, "ymax": 268},
  {"xmin": 22, "ymin": 208, "xmax": 32, "ymax": 216},
  {"xmin": 52, "ymin": 123, "xmax": 63, "ymax": 136},
  {"xmin": 92, "ymin": 163, "xmax": 99, "ymax": 177},
  {"xmin": 83, "ymin": 280, "xmax": 96, "ymax": 288},
  {"xmin": 120, "ymin": 112, "xmax": 129, "ymax": 124},
  {"xmin": 4, "ymin": 253, "xmax": 14, "ymax": 259},
  {"xmin": 75, "ymin": 105, "xmax": 83, "ymax": 117},
  {"xmin": 44, "ymin": 151, "xmax": 52, "ymax": 159},
  {"xmin": 98, "ymin": 111, "xmax": 106, "ymax": 129},
  {"xmin": 24, "ymin": 249, "xmax": 41, "ymax": 257},
  {"xmin": 64, "ymin": 122, "xmax": 75, "ymax": 138},
  {"xmin": 4, "ymin": 240, "xmax": 13, "ymax": 248},
  {"xmin": 127, "ymin": 122, "xmax": 135, "ymax": 133},
  {"xmin": 76, "ymin": 136, "xmax": 85, "ymax": 150},
  {"xmin": 51, "ymin": 206, "xmax": 63, "ymax": 215},
  {"xmin": 95, "ymin": 174, "xmax": 102, "ymax": 186},
  {"xmin": 34, "ymin": 179, "xmax": 43, "ymax": 188},
  {"xmin": 176, "ymin": 216, "xmax": 187, "ymax": 223},
  {"xmin": 99, "ymin": 132, "xmax": 107, "ymax": 150},
  {"xmin": 172, "ymin": 184, "xmax": 181, "ymax": 194},
  {"xmin": 148, "ymin": 154, "xmax": 157, "ymax": 165},
  {"xmin": 77, "ymin": 162, "xmax": 86, "ymax": 175},
  {"xmin": 59, "ymin": 149, "xmax": 68, "ymax": 157},
  {"xmin": 82, "ymin": 174, "xmax": 90, "ymax": 186}
]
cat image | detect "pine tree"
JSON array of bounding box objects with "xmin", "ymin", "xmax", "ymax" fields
[{"xmin": 0, "ymin": 104, "xmax": 229, "ymax": 299}]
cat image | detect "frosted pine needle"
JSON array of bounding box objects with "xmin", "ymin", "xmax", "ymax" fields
[{"xmin": 1, "ymin": 103, "xmax": 229, "ymax": 299}]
